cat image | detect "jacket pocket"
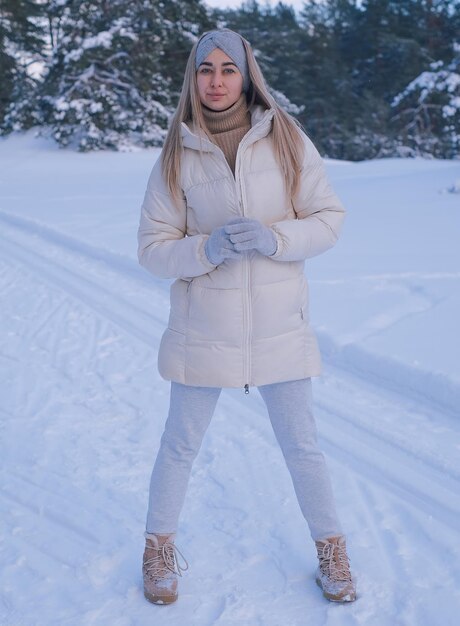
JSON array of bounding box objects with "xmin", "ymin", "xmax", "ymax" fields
[
  {"xmin": 300, "ymin": 276, "xmax": 309, "ymax": 324},
  {"xmin": 252, "ymin": 276, "xmax": 306, "ymax": 341},
  {"xmin": 187, "ymin": 283, "xmax": 243, "ymax": 344}
]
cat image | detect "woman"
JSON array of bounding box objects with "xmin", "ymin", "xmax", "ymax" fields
[{"xmin": 137, "ymin": 29, "xmax": 356, "ymax": 605}]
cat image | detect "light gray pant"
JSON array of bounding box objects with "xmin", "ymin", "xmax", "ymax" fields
[{"xmin": 146, "ymin": 378, "xmax": 342, "ymax": 541}]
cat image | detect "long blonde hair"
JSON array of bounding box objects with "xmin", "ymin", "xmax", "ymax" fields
[{"xmin": 162, "ymin": 31, "xmax": 305, "ymax": 206}]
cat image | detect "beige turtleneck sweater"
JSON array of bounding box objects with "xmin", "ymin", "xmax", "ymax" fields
[{"xmin": 202, "ymin": 94, "xmax": 251, "ymax": 174}]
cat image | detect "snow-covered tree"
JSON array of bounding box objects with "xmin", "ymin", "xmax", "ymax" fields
[
  {"xmin": 0, "ymin": 0, "xmax": 45, "ymax": 132},
  {"xmin": 391, "ymin": 46, "xmax": 460, "ymax": 158},
  {"xmin": 37, "ymin": 0, "xmax": 213, "ymax": 151}
]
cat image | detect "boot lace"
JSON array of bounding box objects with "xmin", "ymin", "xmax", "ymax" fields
[
  {"xmin": 144, "ymin": 541, "xmax": 189, "ymax": 582},
  {"xmin": 317, "ymin": 540, "xmax": 352, "ymax": 582}
]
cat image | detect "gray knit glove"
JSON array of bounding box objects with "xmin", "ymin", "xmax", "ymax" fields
[
  {"xmin": 205, "ymin": 226, "xmax": 240, "ymax": 266},
  {"xmin": 225, "ymin": 217, "xmax": 278, "ymax": 256}
]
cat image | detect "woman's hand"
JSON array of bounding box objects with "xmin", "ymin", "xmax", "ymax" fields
[
  {"xmin": 205, "ymin": 226, "xmax": 241, "ymax": 265},
  {"xmin": 225, "ymin": 217, "xmax": 277, "ymax": 256}
]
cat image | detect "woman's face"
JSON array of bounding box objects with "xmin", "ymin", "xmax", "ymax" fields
[{"xmin": 196, "ymin": 48, "xmax": 244, "ymax": 111}]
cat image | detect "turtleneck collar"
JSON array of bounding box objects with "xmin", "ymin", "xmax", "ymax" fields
[{"xmin": 201, "ymin": 93, "xmax": 250, "ymax": 135}]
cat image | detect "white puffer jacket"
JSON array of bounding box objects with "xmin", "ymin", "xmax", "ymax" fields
[{"xmin": 138, "ymin": 105, "xmax": 345, "ymax": 389}]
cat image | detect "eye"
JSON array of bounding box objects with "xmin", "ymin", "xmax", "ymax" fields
[
  {"xmin": 199, "ymin": 67, "xmax": 211, "ymax": 74},
  {"xmin": 223, "ymin": 68, "xmax": 236, "ymax": 74}
]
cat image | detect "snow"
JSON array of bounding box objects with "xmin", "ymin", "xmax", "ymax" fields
[
  {"xmin": 64, "ymin": 31, "xmax": 114, "ymax": 63},
  {"xmin": 392, "ymin": 63, "xmax": 460, "ymax": 121},
  {"xmin": 1, "ymin": 130, "xmax": 460, "ymax": 625}
]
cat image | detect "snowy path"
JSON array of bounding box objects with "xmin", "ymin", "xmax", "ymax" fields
[{"xmin": 1, "ymin": 206, "xmax": 460, "ymax": 625}]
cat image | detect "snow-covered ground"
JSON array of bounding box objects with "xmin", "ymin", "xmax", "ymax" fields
[{"xmin": 1, "ymin": 131, "xmax": 459, "ymax": 626}]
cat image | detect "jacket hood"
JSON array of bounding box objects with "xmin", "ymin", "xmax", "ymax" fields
[{"xmin": 181, "ymin": 105, "xmax": 275, "ymax": 152}]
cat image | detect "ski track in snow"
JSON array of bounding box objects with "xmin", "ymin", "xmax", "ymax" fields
[{"xmin": 1, "ymin": 211, "xmax": 460, "ymax": 625}]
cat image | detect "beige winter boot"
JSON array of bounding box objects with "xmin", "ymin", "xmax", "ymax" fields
[
  {"xmin": 142, "ymin": 532, "xmax": 189, "ymax": 604},
  {"xmin": 315, "ymin": 535, "xmax": 356, "ymax": 602}
]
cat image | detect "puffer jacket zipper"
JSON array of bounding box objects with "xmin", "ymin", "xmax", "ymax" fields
[
  {"xmin": 234, "ymin": 138, "xmax": 252, "ymax": 395},
  {"xmin": 210, "ymin": 118, "xmax": 272, "ymax": 394}
]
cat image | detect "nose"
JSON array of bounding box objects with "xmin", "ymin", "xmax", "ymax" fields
[{"xmin": 210, "ymin": 71, "xmax": 223, "ymax": 88}]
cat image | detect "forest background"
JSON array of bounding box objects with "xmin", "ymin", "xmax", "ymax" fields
[{"xmin": 1, "ymin": 0, "xmax": 459, "ymax": 160}]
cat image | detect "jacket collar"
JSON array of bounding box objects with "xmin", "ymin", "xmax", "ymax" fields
[{"xmin": 181, "ymin": 105, "xmax": 275, "ymax": 152}]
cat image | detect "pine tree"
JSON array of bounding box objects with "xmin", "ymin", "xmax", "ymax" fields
[
  {"xmin": 297, "ymin": 0, "xmax": 460, "ymax": 159},
  {"xmin": 297, "ymin": 0, "xmax": 371, "ymax": 158},
  {"xmin": 38, "ymin": 0, "xmax": 214, "ymax": 151},
  {"xmin": 0, "ymin": 0, "xmax": 45, "ymax": 132},
  {"xmin": 391, "ymin": 46, "xmax": 460, "ymax": 158},
  {"xmin": 38, "ymin": 0, "xmax": 167, "ymax": 150}
]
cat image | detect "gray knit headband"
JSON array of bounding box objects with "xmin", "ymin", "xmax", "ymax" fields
[{"xmin": 195, "ymin": 30, "xmax": 250, "ymax": 92}]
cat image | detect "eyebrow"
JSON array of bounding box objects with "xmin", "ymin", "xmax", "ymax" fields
[{"xmin": 199, "ymin": 61, "xmax": 237, "ymax": 68}]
